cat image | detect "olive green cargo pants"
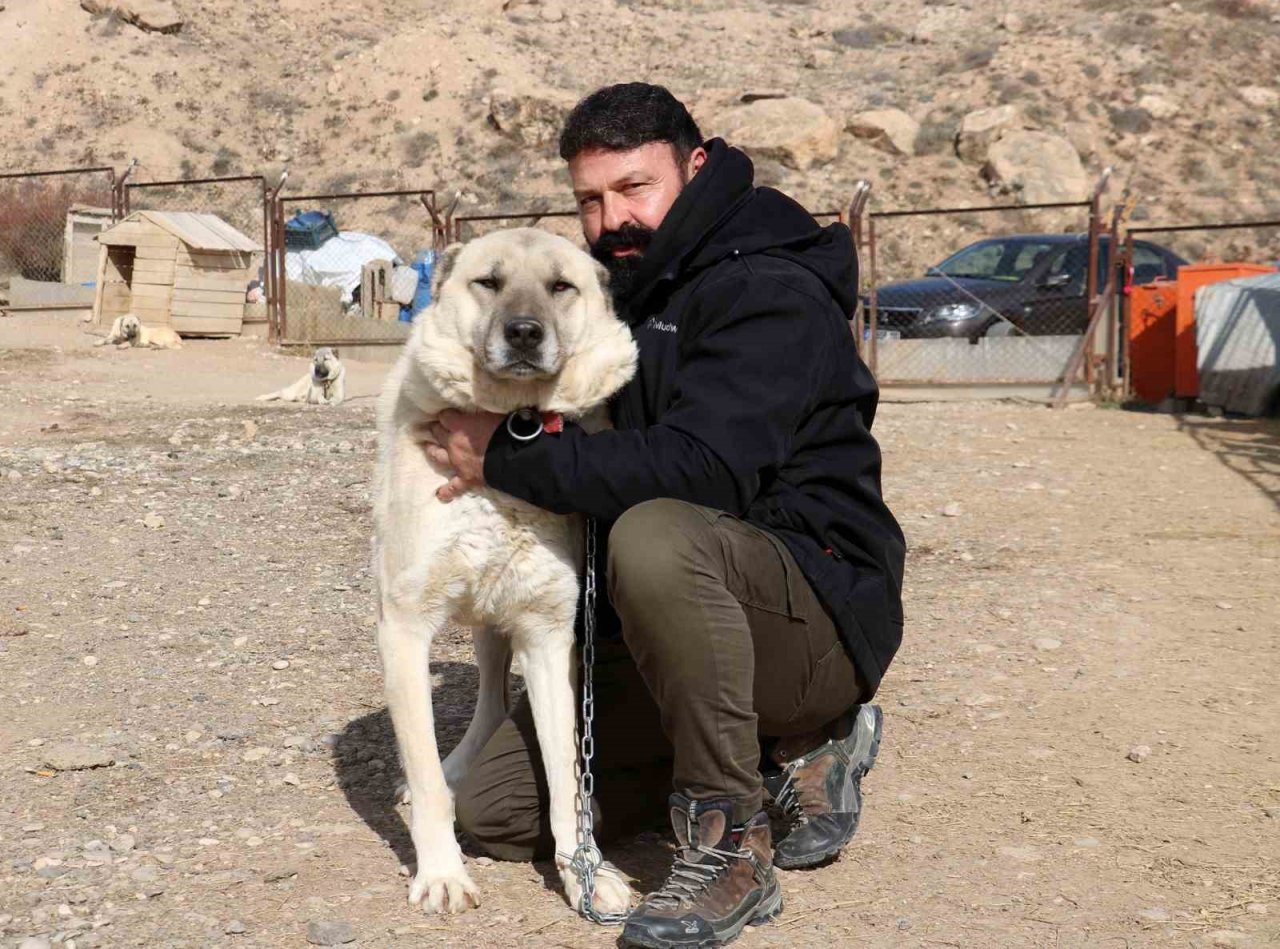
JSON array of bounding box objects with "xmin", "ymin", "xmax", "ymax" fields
[{"xmin": 453, "ymin": 499, "xmax": 864, "ymax": 859}]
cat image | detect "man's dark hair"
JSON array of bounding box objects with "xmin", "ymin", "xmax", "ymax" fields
[{"xmin": 559, "ymin": 83, "xmax": 703, "ymax": 164}]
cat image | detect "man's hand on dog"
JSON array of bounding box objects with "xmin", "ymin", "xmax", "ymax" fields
[{"xmin": 419, "ymin": 409, "xmax": 504, "ymax": 502}]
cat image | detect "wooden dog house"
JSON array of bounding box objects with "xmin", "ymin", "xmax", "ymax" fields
[{"xmin": 92, "ymin": 210, "xmax": 262, "ymax": 336}]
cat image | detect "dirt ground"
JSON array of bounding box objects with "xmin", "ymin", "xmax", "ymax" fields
[{"xmin": 1, "ymin": 312, "xmax": 1278, "ymax": 949}]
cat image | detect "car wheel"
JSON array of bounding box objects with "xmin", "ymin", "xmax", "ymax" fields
[{"xmin": 983, "ymin": 319, "xmax": 1016, "ymax": 338}]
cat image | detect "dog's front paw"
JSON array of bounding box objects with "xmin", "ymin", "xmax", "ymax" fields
[
  {"xmin": 408, "ymin": 865, "xmax": 481, "ymax": 914},
  {"xmin": 562, "ymin": 861, "xmax": 635, "ymax": 917},
  {"xmin": 395, "ymin": 780, "xmax": 411, "ymax": 805}
]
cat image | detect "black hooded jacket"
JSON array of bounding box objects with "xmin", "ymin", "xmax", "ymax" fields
[{"xmin": 485, "ymin": 139, "xmax": 906, "ymax": 695}]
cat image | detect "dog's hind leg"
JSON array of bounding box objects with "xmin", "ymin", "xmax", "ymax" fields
[
  {"xmin": 515, "ymin": 613, "xmax": 635, "ymax": 916},
  {"xmin": 442, "ymin": 625, "xmax": 511, "ymax": 789},
  {"xmin": 379, "ymin": 600, "xmax": 481, "ymax": 914}
]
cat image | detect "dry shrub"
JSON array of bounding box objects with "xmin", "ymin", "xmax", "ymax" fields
[{"xmin": 0, "ymin": 180, "xmax": 111, "ymax": 281}]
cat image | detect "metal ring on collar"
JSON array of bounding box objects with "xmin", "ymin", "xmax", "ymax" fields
[{"xmin": 506, "ymin": 408, "xmax": 543, "ymax": 442}]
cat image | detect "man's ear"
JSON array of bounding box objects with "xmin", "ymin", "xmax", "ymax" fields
[
  {"xmin": 685, "ymin": 146, "xmax": 708, "ymax": 180},
  {"xmin": 431, "ymin": 243, "xmax": 463, "ymax": 301}
]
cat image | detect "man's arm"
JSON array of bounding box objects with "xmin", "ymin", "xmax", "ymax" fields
[{"xmin": 484, "ymin": 277, "xmax": 834, "ymax": 521}]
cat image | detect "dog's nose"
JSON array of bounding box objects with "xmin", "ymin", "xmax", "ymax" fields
[{"xmin": 503, "ymin": 318, "xmax": 545, "ymax": 351}]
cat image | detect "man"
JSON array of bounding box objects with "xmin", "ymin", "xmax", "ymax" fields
[{"xmin": 426, "ymin": 83, "xmax": 905, "ymax": 948}]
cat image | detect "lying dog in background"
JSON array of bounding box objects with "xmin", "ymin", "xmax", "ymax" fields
[
  {"xmin": 373, "ymin": 228, "xmax": 637, "ymax": 916},
  {"xmin": 96, "ymin": 313, "xmax": 183, "ymax": 350},
  {"xmin": 256, "ymin": 347, "xmax": 346, "ymax": 406}
]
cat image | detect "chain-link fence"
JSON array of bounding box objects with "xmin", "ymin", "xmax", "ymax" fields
[
  {"xmin": 274, "ymin": 188, "xmax": 447, "ymax": 349},
  {"xmin": 0, "ymin": 167, "xmax": 117, "ymax": 313},
  {"xmin": 124, "ymin": 175, "xmax": 270, "ymax": 335},
  {"xmin": 862, "ymin": 193, "xmax": 1119, "ymax": 386}
]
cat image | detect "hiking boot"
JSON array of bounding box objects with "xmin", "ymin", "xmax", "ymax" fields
[
  {"xmin": 620, "ymin": 794, "xmax": 782, "ymax": 949},
  {"xmin": 764, "ymin": 703, "xmax": 882, "ymax": 870}
]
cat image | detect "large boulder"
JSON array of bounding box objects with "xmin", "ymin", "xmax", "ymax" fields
[
  {"xmin": 80, "ymin": 0, "xmax": 182, "ymax": 33},
  {"xmin": 717, "ymin": 98, "xmax": 839, "ymax": 170},
  {"xmin": 1239, "ymin": 85, "xmax": 1279, "ymax": 109},
  {"xmin": 487, "ymin": 88, "xmax": 576, "ymax": 148},
  {"xmin": 955, "ymin": 105, "xmax": 1020, "ymax": 164},
  {"xmin": 848, "ymin": 109, "xmax": 919, "ymax": 157},
  {"xmin": 983, "ymin": 131, "xmax": 1089, "ymax": 205}
]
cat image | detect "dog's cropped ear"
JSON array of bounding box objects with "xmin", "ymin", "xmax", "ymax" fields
[{"xmin": 430, "ymin": 243, "xmax": 463, "ymax": 303}]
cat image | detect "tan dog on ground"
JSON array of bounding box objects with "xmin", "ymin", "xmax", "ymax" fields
[
  {"xmin": 256, "ymin": 347, "xmax": 346, "ymax": 406},
  {"xmin": 373, "ymin": 228, "xmax": 637, "ymax": 916},
  {"xmin": 96, "ymin": 313, "xmax": 183, "ymax": 350}
]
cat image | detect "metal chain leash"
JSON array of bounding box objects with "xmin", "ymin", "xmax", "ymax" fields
[{"xmin": 567, "ymin": 516, "xmax": 629, "ymax": 925}]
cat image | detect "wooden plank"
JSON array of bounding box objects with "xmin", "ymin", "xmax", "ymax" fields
[
  {"xmin": 131, "ymin": 264, "xmax": 175, "ymax": 281},
  {"xmin": 176, "ymin": 249, "xmax": 250, "ymax": 269},
  {"xmin": 171, "ymin": 288, "xmax": 245, "ymax": 305},
  {"xmin": 91, "ymin": 247, "xmax": 107, "ymax": 326},
  {"xmin": 172, "ymin": 319, "xmax": 241, "ymax": 336},
  {"xmin": 171, "ymin": 299, "xmax": 243, "ymax": 319},
  {"xmin": 134, "ymin": 244, "xmax": 177, "ymax": 260},
  {"xmin": 172, "ymin": 274, "xmax": 249, "ymax": 292},
  {"xmin": 131, "ymin": 284, "xmax": 173, "ymax": 301}
]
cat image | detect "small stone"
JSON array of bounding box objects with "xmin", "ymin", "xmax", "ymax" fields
[
  {"xmin": 941, "ymin": 502, "xmax": 963, "ymax": 517},
  {"xmin": 225, "ymin": 920, "xmax": 248, "ymax": 934},
  {"xmin": 1246, "ymin": 903, "xmax": 1268, "ymax": 915},
  {"xmin": 142, "ymin": 512, "xmax": 165, "ymax": 529},
  {"xmin": 1074, "ymin": 837, "xmax": 1100, "ymax": 847},
  {"xmin": 242, "ymin": 747, "xmax": 271, "ymax": 763},
  {"xmin": 264, "ymin": 866, "xmax": 299, "ymax": 882},
  {"xmin": 1239, "ymin": 85, "xmax": 1280, "ymax": 109},
  {"xmin": 1215, "ymin": 601, "xmax": 1233, "ymax": 611},
  {"xmin": 241, "ymin": 420, "xmax": 258, "ymax": 440},
  {"xmin": 198, "ymin": 597, "xmax": 211, "ymax": 606},
  {"xmin": 1033, "ymin": 638, "xmax": 1062, "ymax": 651},
  {"xmin": 1127, "ymin": 744, "xmax": 1152, "ymax": 763},
  {"xmin": 18, "ymin": 939, "xmax": 53, "ymax": 949},
  {"xmin": 282, "ymin": 772, "xmax": 300, "ymax": 786},
  {"xmin": 82, "ymin": 655, "xmax": 99, "ymax": 667},
  {"xmin": 110, "ymin": 833, "xmax": 136, "ymax": 853},
  {"xmin": 43, "ymin": 743, "xmax": 115, "ymax": 771},
  {"xmin": 1137, "ymin": 907, "xmax": 1171, "ymax": 923},
  {"xmin": 307, "ymin": 920, "xmax": 356, "ymax": 946},
  {"xmin": 1262, "ymin": 806, "xmax": 1279, "ymax": 819},
  {"xmin": 272, "ymin": 659, "xmax": 290, "ymax": 670},
  {"xmin": 233, "ymin": 636, "xmax": 248, "ymax": 647},
  {"xmin": 474, "ymin": 856, "xmax": 493, "ymax": 867}
]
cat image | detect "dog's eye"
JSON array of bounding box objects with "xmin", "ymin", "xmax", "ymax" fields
[
  {"xmin": 473, "ymin": 276, "xmax": 500, "ymax": 292},
  {"xmin": 551, "ymin": 280, "xmax": 576, "ymax": 294}
]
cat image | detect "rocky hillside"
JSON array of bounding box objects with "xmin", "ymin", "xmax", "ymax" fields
[{"xmin": 2, "ymin": 0, "xmax": 1280, "ymax": 258}]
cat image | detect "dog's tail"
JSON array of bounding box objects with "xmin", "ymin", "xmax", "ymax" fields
[{"xmin": 255, "ymin": 391, "xmax": 282, "ymax": 402}]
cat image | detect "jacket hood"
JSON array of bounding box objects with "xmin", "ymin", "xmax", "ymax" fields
[{"xmin": 627, "ymin": 138, "xmax": 859, "ymax": 318}]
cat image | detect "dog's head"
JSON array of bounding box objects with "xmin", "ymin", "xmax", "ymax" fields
[
  {"xmin": 120, "ymin": 314, "xmax": 141, "ymax": 341},
  {"xmin": 418, "ymin": 228, "xmax": 637, "ymax": 416},
  {"xmin": 312, "ymin": 347, "xmax": 342, "ymax": 380}
]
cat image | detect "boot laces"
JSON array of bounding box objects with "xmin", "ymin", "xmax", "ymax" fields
[
  {"xmin": 649, "ymin": 843, "xmax": 743, "ymax": 908},
  {"xmin": 773, "ymin": 760, "xmax": 809, "ymax": 827}
]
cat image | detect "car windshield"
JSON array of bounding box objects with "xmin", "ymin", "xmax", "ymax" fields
[{"xmin": 932, "ymin": 240, "xmax": 1064, "ymax": 283}]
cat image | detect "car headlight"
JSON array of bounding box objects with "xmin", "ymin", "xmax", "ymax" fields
[{"xmin": 921, "ymin": 302, "xmax": 981, "ymax": 323}]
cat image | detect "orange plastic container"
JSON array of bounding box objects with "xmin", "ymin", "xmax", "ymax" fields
[
  {"xmin": 1128, "ymin": 280, "xmax": 1178, "ymax": 404},
  {"xmin": 1173, "ymin": 263, "xmax": 1276, "ymax": 397}
]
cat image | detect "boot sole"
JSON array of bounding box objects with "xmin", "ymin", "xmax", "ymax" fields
[
  {"xmin": 620, "ymin": 882, "xmax": 783, "ymax": 949},
  {"xmin": 773, "ymin": 705, "xmax": 884, "ymax": 871}
]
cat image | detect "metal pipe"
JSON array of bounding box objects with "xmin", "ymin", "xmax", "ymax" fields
[
  {"xmin": 127, "ymin": 173, "xmax": 265, "ymax": 189},
  {"xmin": 870, "ymin": 199, "xmax": 1088, "ymax": 220},
  {"xmin": 1128, "ymin": 218, "xmax": 1280, "ymax": 235},
  {"xmin": 0, "ymin": 165, "xmax": 115, "ymax": 181},
  {"xmin": 283, "ymin": 188, "xmax": 436, "ymax": 203}
]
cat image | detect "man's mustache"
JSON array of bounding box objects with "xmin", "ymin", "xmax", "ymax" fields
[{"xmin": 590, "ymin": 222, "xmax": 656, "ymax": 259}]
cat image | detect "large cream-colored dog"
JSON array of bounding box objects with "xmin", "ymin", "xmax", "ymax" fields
[
  {"xmin": 373, "ymin": 228, "xmax": 638, "ymax": 916},
  {"xmin": 256, "ymin": 347, "xmax": 346, "ymax": 405},
  {"xmin": 96, "ymin": 313, "xmax": 183, "ymax": 350}
]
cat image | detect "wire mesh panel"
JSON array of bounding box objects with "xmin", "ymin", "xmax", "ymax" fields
[
  {"xmin": 865, "ymin": 202, "xmax": 1115, "ymax": 385},
  {"xmin": 451, "ymin": 209, "xmax": 583, "ymax": 246},
  {"xmin": 0, "ymin": 168, "xmax": 116, "ymax": 301},
  {"xmin": 277, "ymin": 190, "xmax": 440, "ymax": 347}
]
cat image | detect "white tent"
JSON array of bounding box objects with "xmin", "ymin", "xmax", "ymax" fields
[
  {"xmin": 1196, "ymin": 271, "xmax": 1280, "ymax": 416},
  {"xmin": 285, "ymin": 231, "xmax": 401, "ymax": 305}
]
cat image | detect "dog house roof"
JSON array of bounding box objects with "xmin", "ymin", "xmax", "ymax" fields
[{"xmin": 98, "ymin": 210, "xmax": 262, "ymax": 253}]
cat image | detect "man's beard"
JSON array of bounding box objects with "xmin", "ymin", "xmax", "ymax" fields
[{"xmin": 589, "ymin": 221, "xmax": 656, "ymax": 308}]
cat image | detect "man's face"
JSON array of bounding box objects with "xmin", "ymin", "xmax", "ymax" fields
[{"xmin": 569, "ymin": 142, "xmax": 706, "ymax": 303}]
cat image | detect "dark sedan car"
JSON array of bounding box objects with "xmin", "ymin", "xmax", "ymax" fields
[{"xmin": 865, "ymin": 234, "xmax": 1186, "ymax": 341}]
